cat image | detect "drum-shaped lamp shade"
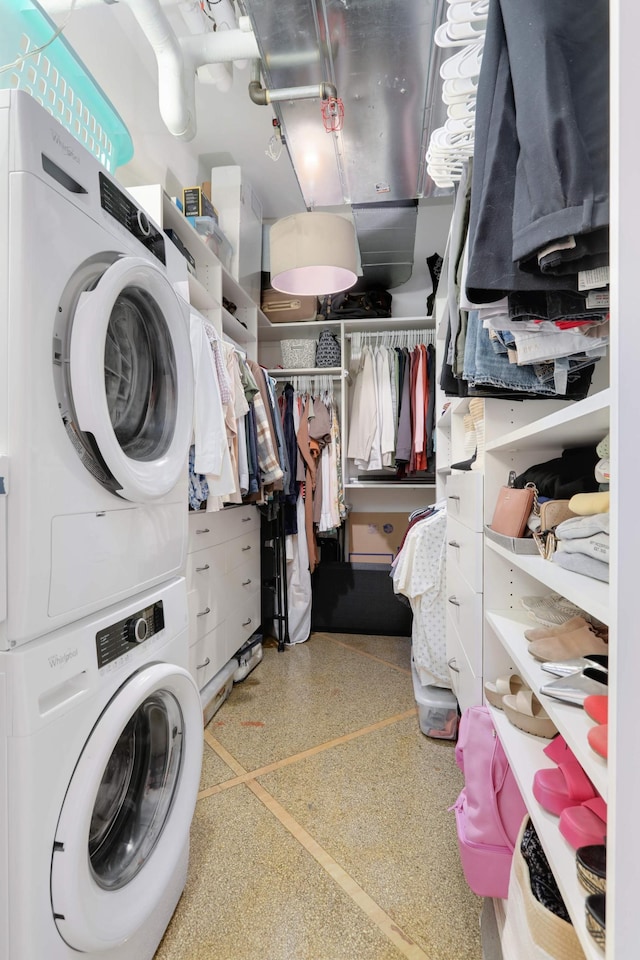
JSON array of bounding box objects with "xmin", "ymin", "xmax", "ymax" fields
[{"xmin": 269, "ymin": 212, "xmax": 358, "ymax": 296}]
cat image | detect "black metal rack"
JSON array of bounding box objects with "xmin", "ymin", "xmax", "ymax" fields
[{"xmin": 260, "ymin": 502, "xmax": 289, "ymax": 651}]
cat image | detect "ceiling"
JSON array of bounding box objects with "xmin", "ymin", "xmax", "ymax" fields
[{"xmin": 39, "ymin": 0, "xmax": 451, "ymax": 289}]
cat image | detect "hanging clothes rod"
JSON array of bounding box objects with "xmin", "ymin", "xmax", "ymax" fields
[{"xmin": 344, "ymin": 329, "xmax": 436, "ymax": 344}]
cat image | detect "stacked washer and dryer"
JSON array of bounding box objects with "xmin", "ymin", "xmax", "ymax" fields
[{"xmin": 0, "ymin": 90, "xmax": 203, "ymax": 959}]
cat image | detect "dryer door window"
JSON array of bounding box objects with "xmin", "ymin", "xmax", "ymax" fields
[
  {"xmin": 88, "ymin": 689, "xmax": 183, "ymax": 890},
  {"xmin": 50, "ymin": 664, "xmax": 202, "ymax": 953},
  {"xmin": 60, "ymin": 255, "xmax": 194, "ymax": 502}
]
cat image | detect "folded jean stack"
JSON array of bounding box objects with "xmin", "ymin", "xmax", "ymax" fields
[{"xmin": 435, "ymin": 0, "xmax": 610, "ymax": 401}]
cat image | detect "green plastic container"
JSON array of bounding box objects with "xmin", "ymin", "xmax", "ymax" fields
[{"xmin": 0, "ymin": 0, "xmax": 133, "ymax": 171}]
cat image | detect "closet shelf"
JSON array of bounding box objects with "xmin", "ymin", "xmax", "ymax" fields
[
  {"xmin": 258, "ymin": 318, "xmax": 341, "ymax": 341},
  {"xmin": 486, "ymin": 388, "xmax": 610, "ymax": 454},
  {"xmin": 222, "ymin": 307, "xmax": 256, "ymax": 345},
  {"xmin": 187, "ymin": 274, "xmax": 218, "ymax": 312},
  {"xmin": 486, "ymin": 610, "xmax": 607, "ymax": 800},
  {"xmin": 485, "ymin": 538, "xmax": 609, "ymax": 626},
  {"xmin": 266, "ymin": 367, "xmax": 345, "ymax": 378},
  {"xmin": 342, "ymin": 315, "xmax": 433, "ymax": 332},
  {"xmin": 344, "ymin": 482, "xmax": 436, "ymax": 490},
  {"xmin": 490, "ymin": 707, "xmax": 604, "ymax": 960}
]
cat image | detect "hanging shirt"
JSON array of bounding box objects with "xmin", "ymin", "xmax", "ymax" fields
[{"xmin": 188, "ymin": 313, "xmax": 235, "ymax": 502}]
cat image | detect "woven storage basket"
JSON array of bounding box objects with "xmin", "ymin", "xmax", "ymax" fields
[{"xmin": 281, "ymin": 338, "xmax": 318, "ymax": 368}]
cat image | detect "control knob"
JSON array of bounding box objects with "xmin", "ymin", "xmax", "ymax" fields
[
  {"xmin": 133, "ymin": 209, "xmax": 151, "ymax": 239},
  {"xmin": 126, "ymin": 617, "xmax": 149, "ymax": 644}
]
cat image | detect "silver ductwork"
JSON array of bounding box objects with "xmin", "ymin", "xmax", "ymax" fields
[{"xmin": 241, "ymin": 0, "xmax": 449, "ymax": 287}]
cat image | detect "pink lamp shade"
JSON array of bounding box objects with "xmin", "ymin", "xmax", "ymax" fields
[{"xmin": 269, "ymin": 212, "xmax": 358, "ymax": 296}]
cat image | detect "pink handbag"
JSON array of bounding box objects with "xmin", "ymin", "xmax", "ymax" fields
[{"xmin": 453, "ymin": 706, "xmax": 527, "ymax": 898}]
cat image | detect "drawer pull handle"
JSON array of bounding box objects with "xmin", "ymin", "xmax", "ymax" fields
[
  {"xmin": 196, "ymin": 564, "xmax": 210, "ymax": 572},
  {"xmin": 242, "ymin": 516, "xmax": 252, "ymax": 523},
  {"xmin": 448, "ymin": 595, "xmax": 460, "ymax": 607},
  {"xmin": 196, "ymin": 528, "xmax": 210, "ymax": 535},
  {"xmin": 447, "ymin": 657, "xmax": 460, "ymax": 674},
  {"xmin": 197, "ymin": 657, "xmax": 211, "ymax": 669},
  {"xmin": 448, "ymin": 495, "xmax": 460, "ymax": 502},
  {"xmin": 242, "ymin": 545, "xmax": 252, "ymax": 552},
  {"xmin": 448, "ymin": 540, "xmax": 461, "ymax": 548},
  {"xmin": 197, "ymin": 607, "xmax": 211, "ymax": 617},
  {"xmin": 242, "ymin": 618, "xmax": 252, "ymax": 626},
  {"xmin": 242, "ymin": 579, "xmax": 252, "ymax": 586}
]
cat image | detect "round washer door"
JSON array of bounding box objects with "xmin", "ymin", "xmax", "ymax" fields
[
  {"xmin": 51, "ymin": 663, "xmax": 203, "ymax": 952},
  {"xmin": 68, "ymin": 256, "xmax": 194, "ymax": 502}
]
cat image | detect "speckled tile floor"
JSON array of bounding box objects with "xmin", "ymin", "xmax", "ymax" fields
[{"xmin": 155, "ymin": 633, "xmax": 483, "ymax": 960}]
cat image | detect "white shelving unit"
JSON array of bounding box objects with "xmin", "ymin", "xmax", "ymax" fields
[
  {"xmin": 479, "ymin": 384, "xmax": 611, "ymax": 960},
  {"xmin": 258, "ymin": 315, "xmax": 438, "ymax": 558},
  {"xmin": 491, "ymin": 707, "xmax": 603, "ymax": 960},
  {"xmin": 127, "ymin": 184, "xmax": 259, "ymax": 360}
]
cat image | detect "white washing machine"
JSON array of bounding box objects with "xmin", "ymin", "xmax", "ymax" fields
[
  {"xmin": 0, "ymin": 576, "xmax": 203, "ymax": 960},
  {"xmin": 0, "ymin": 90, "xmax": 195, "ymax": 650}
]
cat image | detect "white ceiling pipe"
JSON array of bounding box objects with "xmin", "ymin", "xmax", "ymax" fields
[
  {"xmin": 205, "ymin": 0, "xmax": 249, "ymax": 69},
  {"xmin": 123, "ymin": 0, "xmax": 196, "ymax": 139},
  {"xmin": 121, "ymin": 0, "xmax": 259, "ymax": 140},
  {"xmin": 180, "ymin": 29, "xmax": 259, "ymax": 67}
]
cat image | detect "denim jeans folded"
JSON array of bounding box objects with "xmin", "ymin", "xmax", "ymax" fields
[{"xmin": 508, "ymin": 290, "xmax": 608, "ymax": 323}]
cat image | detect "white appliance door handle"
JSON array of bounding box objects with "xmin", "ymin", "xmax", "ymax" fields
[{"xmin": 69, "ymin": 257, "xmax": 194, "ymax": 502}]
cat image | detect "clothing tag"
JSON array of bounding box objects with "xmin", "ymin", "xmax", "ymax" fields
[
  {"xmin": 578, "ymin": 266, "xmax": 610, "ymax": 291},
  {"xmin": 586, "ymin": 289, "xmax": 610, "ymax": 309}
]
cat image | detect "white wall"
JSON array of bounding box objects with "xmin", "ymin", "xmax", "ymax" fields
[{"xmin": 390, "ymin": 197, "xmax": 453, "ymax": 318}]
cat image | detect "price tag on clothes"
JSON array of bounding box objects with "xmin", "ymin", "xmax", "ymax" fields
[
  {"xmin": 578, "ymin": 266, "xmax": 610, "ymax": 291},
  {"xmin": 586, "ymin": 289, "xmax": 610, "ymax": 309}
]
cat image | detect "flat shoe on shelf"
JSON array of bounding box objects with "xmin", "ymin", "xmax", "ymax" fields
[
  {"xmin": 585, "ymin": 893, "xmax": 606, "ymax": 947},
  {"xmin": 584, "ymin": 694, "xmax": 608, "ymax": 724},
  {"xmin": 541, "ymin": 654, "xmax": 608, "ymax": 678},
  {"xmin": 540, "ymin": 667, "xmax": 608, "ymax": 707},
  {"xmin": 587, "ymin": 723, "xmax": 608, "ymax": 759},
  {"xmin": 519, "ymin": 593, "xmax": 586, "ymax": 627},
  {"xmin": 577, "ymin": 844, "xmax": 607, "ymax": 895},
  {"xmin": 484, "ymin": 673, "xmax": 525, "ymax": 710},
  {"xmin": 528, "ymin": 625, "xmax": 609, "ymax": 664},
  {"xmin": 524, "ymin": 615, "xmax": 591, "ymax": 642},
  {"xmin": 502, "ymin": 690, "xmax": 558, "ymax": 739},
  {"xmin": 533, "ymin": 759, "xmax": 597, "ymax": 816},
  {"xmin": 559, "ymin": 796, "xmax": 607, "ymax": 849}
]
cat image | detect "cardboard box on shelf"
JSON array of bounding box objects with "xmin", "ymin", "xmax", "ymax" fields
[{"xmin": 347, "ymin": 512, "xmax": 407, "ymax": 565}]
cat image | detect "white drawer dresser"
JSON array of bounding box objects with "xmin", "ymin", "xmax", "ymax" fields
[
  {"xmin": 445, "ymin": 471, "xmax": 484, "ymax": 711},
  {"xmin": 186, "ymin": 504, "xmax": 261, "ymax": 692}
]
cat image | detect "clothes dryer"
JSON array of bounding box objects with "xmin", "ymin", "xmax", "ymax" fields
[
  {"xmin": 0, "ymin": 90, "xmax": 195, "ymax": 649},
  {"xmin": 0, "ymin": 576, "xmax": 203, "ymax": 960}
]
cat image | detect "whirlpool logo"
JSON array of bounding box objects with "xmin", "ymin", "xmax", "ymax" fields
[
  {"xmin": 48, "ymin": 648, "xmax": 79, "ymax": 668},
  {"xmin": 50, "ymin": 129, "xmax": 80, "ymax": 164}
]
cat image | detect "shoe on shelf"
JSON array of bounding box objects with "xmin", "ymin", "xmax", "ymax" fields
[
  {"xmin": 540, "ymin": 666, "xmax": 608, "ymax": 706},
  {"xmin": 533, "ymin": 756, "xmax": 597, "ymax": 816},
  {"xmin": 559, "ymin": 796, "xmax": 607, "ymax": 849},
  {"xmin": 502, "ymin": 690, "xmax": 558, "ymax": 738},
  {"xmin": 483, "ymin": 673, "xmax": 525, "ymax": 710},
  {"xmin": 585, "ymin": 893, "xmax": 606, "ymax": 948},
  {"xmin": 519, "ymin": 593, "xmax": 587, "ymax": 627},
  {"xmin": 587, "ymin": 723, "xmax": 608, "ymax": 759},
  {"xmin": 524, "ymin": 615, "xmax": 594, "ymax": 642},
  {"xmin": 528, "ymin": 626, "xmax": 609, "ymax": 664},
  {"xmin": 541, "ymin": 654, "xmax": 608, "ymax": 678},
  {"xmin": 577, "ymin": 844, "xmax": 606, "ymax": 895},
  {"xmin": 584, "ymin": 694, "xmax": 608, "ymax": 724}
]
